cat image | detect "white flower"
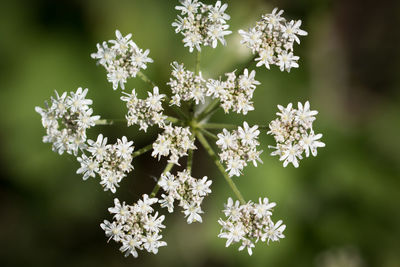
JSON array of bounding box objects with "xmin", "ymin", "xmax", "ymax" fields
[
  {"xmin": 87, "ymin": 134, "xmax": 109, "ymax": 161},
  {"xmin": 217, "ymin": 122, "xmax": 263, "ymax": 177},
  {"xmin": 76, "ymin": 154, "xmax": 99, "ymax": 180},
  {"xmin": 100, "ymin": 220, "xmax": 123, "ymax": 242},
  {"xmin": 183, "ymin": 203, "xmax": 203, "ymax": 224},
  {"xmin": 263, "ymin": 220, "xmax": 286, "ymax": 244},
  {"xmin": 35, "ymin": 88, "xmax": 99, "ymax": 155},
  {"xmin": 92, "ymin": 29, "xmax": 153, "ymax": 90},
  {"xmin": 115, "ymin": 136, "xmax": 134, "ymax": 159},
  {"xmin": 300, "ymin": 132, "xmax": 325, "ymax": 157},
  {"xmin": 218, "ymin": 197, "xmax": 285, "ymax": 255},
  {"xmin": 268, "ymin": 101, "xmax": 325, "ymax": 167},
  {"xmin": 158, "ymin": 170, "xmax": 212, "ymax": 224},
  {"xmin": 142, "ymin": 233, "xmax": 167, "ymax": 254},
  {"xmin": 78, "ymin": 135, "xmax": 134, "ymax": 193},
  {"xmin": 239, "ymin": 8, "xmax": 307, "ymax": 72},
  {"xmin": 102, "ymin": 195, "xmax": 167, "ymax": 257},
  {"xmin": 119, "ymin": 235, "xmax": 141, "ymax": 258},
  {"xmin": 173, "ymin": 0, "xmax": 232, "ymax": 52},
  {"xmin": 277, "ymin": 51, "xmax": 299, "ymax": 72},
  {"xmin": 152, "ymin": 125, "xmax": 196, "ymax": 165}
]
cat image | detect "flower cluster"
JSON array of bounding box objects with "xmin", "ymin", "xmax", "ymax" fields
[
  {"xmin": 207, "ymin": 69, "xmax": 260, "ymax": 114},
  {"xmin": 101, "ymin": 196, "xmax": 167, "ymax": 258},
  {"xmin": 152, "ymin": 124, "xmax": 196, "ymax": 165},
  {"xmin": 77, "ymin": 134, "xmax": 134, "ymax": 193},
  {"xmin": 91, "ymin": 30, "xmax": 153, "ymax": 90},
  {"xmin": 172, "ymin": 0, "xmax": 232, "ymax": 52},
  {"xmin": 217, "ymin": 122, "xmax": 263, "ymax": 177},
  {"xmin": 35, "ymin": 88, "xmax": 100, "ymax": 155},
  {"xmin": 239, "ymin": 8, "xmax": 307, "ymax": 72},
  {"xmin": 158, "ymin": 170, "xmax": 212, "ymax": 223},
  {"xmin": 267, "ymin": 101, "xmax": 325, "ymax": 167},
  {"xmin": 167, "ymin": 61, "xmax": 206, "ymax": 106},
  {"xmin": 121, "ymin": 87, "xmax": 167, "ymax": 132},
  {"xmin": 218, "ymin": 197, "xmax": 285, "ymax": 255}
]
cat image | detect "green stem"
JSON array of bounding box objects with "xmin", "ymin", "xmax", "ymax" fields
[
  {"xmin": 196, "ymin": 98, "xmax": 220, "ymax": 122},
  {"xmin": 198, "ymin": 128, "xmax": 218, "ymax": 140},
  {"xmin": 150, "ymin": 162, "xmax": 174, "ymax": 198},
  {"xmin": 132, "ymin": 143, "xmax": 153, "ymax": 158},
  {"xmin": 166, "ymin": 116, "xmax": 180, "ymax": 124},
  {"xmin": 201, "ymin": 123, "xmax": 238, "ymax": 130},
  {"xmin": 196, "ymin": 131, "xmax": 246, "ymax": 204},
  {"xmin": 187, "ymin": 149, "xmax": 193, "ymax": 173},
  {"xmin": 138, "ymin": 71, "xmax": 157, "ymax": 88},
  {"xmin": 195, "ymin": 50, "xmax": 201, "ymax": 75},
  {"xmin": 95, "ymin": 119, "xmax": 126, "ymax": 125}
]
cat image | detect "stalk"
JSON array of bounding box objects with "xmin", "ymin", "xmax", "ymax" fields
[
  {"xmin": 132, "ymin": 143, "xmax": 153, "ymax": 158},
  {"xmin": 196, "ymin": 131, "xmax": 246, "ymax": 204},
  {"xmin": 150, "ymin": 162, "xmax": 174, "ymax": 198}
]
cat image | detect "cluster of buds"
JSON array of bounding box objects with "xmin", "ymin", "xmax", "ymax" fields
[
  {"xmin": 206, "ymin": 69, "xmax": 260, "ymax": 115},
  {"xmin": 158, "ymin": 170, "xmax": 212, "ymax": 223},
  {"xmin": 167, "ymin": 62, "xmax": 206, "ymax": 106},
  {"xmin": 217, "ymin": 122, "xmax": 263, "ymax": 177},
  {"xmin": 77, "ymin": 134, "xmax": 134, "ymax": 193},
  {"xmin": 218, "ymin": 197, "xmax": 285, "ymax": 255},
  {"xmin": 121, "ymin": 87, "xmax": 167, "ymax": 132},
  {"xmin": 101, "ymin": 196, "xmax": 167, "ymax": 258},
  {"xmin": 35, "ymin": 88, "xmax": 100, "ymax": 155},
  {"xmin": 152, "ymin": 124, "xmax": 196, "ymax": 165},
  {"xmin": 91, "ymin": 30, "xmax": 154, "ymax": 90},
  {"xmin": 267, "ymin": 101, "xmax": 325, "ymax": 167},
  {"xmin": 239, "ymin": 8, "xmax": 307, "ymax": 72},
  {"xmin": 172, "ymin": 0, "xmax": 232, "ymax": 52}
]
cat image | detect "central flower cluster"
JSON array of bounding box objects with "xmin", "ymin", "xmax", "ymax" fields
[{"xmin": 158, "ymin": 170, "xmax": 212, "ymax": 223}]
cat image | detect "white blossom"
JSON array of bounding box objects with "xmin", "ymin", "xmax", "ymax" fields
[
  {"xmin": 91, "ymin": 29, "xmax": 153, "ymax": 90},
  {"xmin": 152, "ymin": 124, "xmax": 196, "ymax": 165},
  {"xmin": 239, "ymin": 8, "xmax": 307, "ymax": 72},
  {"xmin": 35, "ymin": 88, "xmax": 100, "ymax": 155},
  {"xmin": 173, "ymin": 0, "xmax": 232, "ymax": 52},
  {"xmin": 101, "ymin": 195, "xmax": 167, "ymax": 258},
  {"xmin": 268, "ymin": 101, "xmax": 325, "ymax": 167},
  {"xmin": 218, "ymin": 197, "xmax": 285, "ymax": 255},
  {"xmin": 216, "ymin": 122, "xmax": 263, "ymax": 177},
  {"xmin": 206, "ymin": 69, "xmax": 260, "ymax": 115},
  {"xmin": 76, "ymin": 135, "xmax": 134, "ymax": 193},
  {"xmin": 121, "ymin": 86, "xmax": 167, "ymax": 131},
  {"xmin": 158, "ymin": 170, "xmax": 211, "ymax": 224}
]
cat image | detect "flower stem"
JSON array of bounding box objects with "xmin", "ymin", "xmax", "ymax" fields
[
  {"xmin": 138, "ymin": 71, "xmax": 157, "ymax": 88},
  {"xmin": 187, "ymin": 149, "xmax": 193, "ymax": 174},
  {"xmin": 95, "ymin": 119, "xmax": 126, "ymax": 125},
  {"xmin": 196, "ymin": 131, "xmax": 246, "ymax": 204},
  {"xmin": 201, "ymin": 123, "xmax": 238, "ymax": 130},
  {"xmin": 166, "ymin": 116, "xmax": 180, "ymax": 124},
  {"xmin": 132, "ymin": 143, "xmax": 153, "ymax": 158},
  {"xmin": 196, "ymin": 98, "xmax": 220, "ymax": 122},
  {"xmin": 150, "ymin": 162, "xmax": 174, "ymax": 198},
  {"xmin": 195, "ymin": 50, "xmax": 201, "ymax": 75},
  {"xmin": 198, "ymin": 128, "xmax": 218, "ymax": 140}
]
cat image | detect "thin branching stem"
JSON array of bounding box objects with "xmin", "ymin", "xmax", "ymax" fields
[
  {"xmin": 196, "ymin": 131, "xmax": 246, "ymax": 204},
  {"xmin": 132, "ymin": 143, "xmax": 153, "ymax": 158},
  {"xmin": 150, "ymin": 162, "xmax": 174, "ymax": 198},
  {"xmin": 198, "ymin": 128, "xmax": 218, "ymax": 140},
  {"xmin": 201, "ymin": 123, "xmax": 238, "ymax": 130},
  {"xmin": 95, "ymin": 119, "xmax": 126, "ymax": 125},
  {"xmin": 187, "ymin": 149, "xmax": 193, "ymax": 174},
  {"xmin": 196, "ymin": 99, "xmax": 220, "ymax": 122}
]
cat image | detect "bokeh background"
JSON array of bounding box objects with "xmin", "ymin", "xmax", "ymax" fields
[{"xmin": 1, "ymin": 0, "xmax": 399, "ymax": 266}]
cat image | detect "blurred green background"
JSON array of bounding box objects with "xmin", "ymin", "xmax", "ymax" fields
[{"xmin": 1, "ymin": 0, "xmax": 400, "ymax": 266}]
